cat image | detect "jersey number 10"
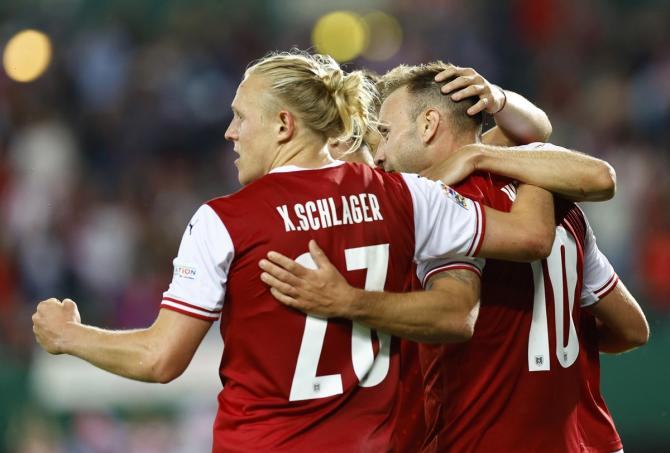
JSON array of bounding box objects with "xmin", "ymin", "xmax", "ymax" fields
[
  {"xmin": 528, "ymin": 226, "xmax": 580, "ymax": 372},
  {"xmin": 289, "ymin": 244, "xmax": 391, "ymax": 401}
]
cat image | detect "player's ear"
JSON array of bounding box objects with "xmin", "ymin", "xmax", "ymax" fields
[
  {"xmin": 419, "ymin": 108, "xmax": 440, "ymax": 144},
  {"xmin": 277, "ymin": 110, "xmax": 295, "ymax": 143}
]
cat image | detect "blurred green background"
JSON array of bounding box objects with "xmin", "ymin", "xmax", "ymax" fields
[{"xmin": 1, "ymin": 0, "xmax": 668, "ymax": 451}]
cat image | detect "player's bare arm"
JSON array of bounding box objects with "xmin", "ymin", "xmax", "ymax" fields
[
  {"xmin": 479, "ymin": 184, "xmax": 555, "ymax": 262},
  {"xmin": 435, "ymin": 65, "xmax": 552, "ymax": 145},
  {"xmin": 32, "ymin": 299, "xmax": 211, "ymax": 383},
  {"xmin": 259, "ymin": 240, "xmax": 480, "ymax": 343},
  {"xmin": 587, "ymin": 281, "xmax": 650, "ymax": 353},
  {"xmin": 430, "ymin": 142, "xmax": 616, "ymax": 202},
  {"xmin": 422, "ymin": 142, "xmax": 616, "ymax": 202}
]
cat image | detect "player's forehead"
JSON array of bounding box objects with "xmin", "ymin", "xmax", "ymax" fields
[
  {"xmin": 232, "ymin": 74, "xmax": 268, "ymax": 110},
  {"xmin": 379, "ymin": 87, "xmax": 410, "ymax": 125}
]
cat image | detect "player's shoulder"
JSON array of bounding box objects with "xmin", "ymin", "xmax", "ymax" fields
[
  {"xmin": 204, "ymin": 181, "xmax": 266, "ymax": 218},
  {"xmin": 206, "ymin": 162, "xmax": 401, "ymax": 212},
  {"xmin": 454, "ymin": 171, "xmax": 515, "ymax": 209},
  {"xmin": 557, "ymin": 200, "xmax": 588, "ymax": 243}
]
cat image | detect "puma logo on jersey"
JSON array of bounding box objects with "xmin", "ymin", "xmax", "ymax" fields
[
  {"xmin": 188, "ymin": 218, "xmax": 199, "ymax": 235},
  {"xmin": 276, "ymin": 193, "xmax": 384, "ymax": 232}
]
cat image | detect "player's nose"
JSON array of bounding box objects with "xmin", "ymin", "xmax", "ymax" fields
[
  {"xmin": 224, "ymin": 119, "xmax": 238, "ymax": 142},
  {"xmin": 373, "ymin": 147, "xmax": 386, "ymax": 169}
]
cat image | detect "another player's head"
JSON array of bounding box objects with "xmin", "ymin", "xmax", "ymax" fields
[
  {"xmin": 327, "ymin": 69, "xmax": 382, "ymax": 167},
  {"xmin": 374, "ymin": 62, "xmax": 483, "ymax": 174},
  {"xmin": 224, "ymin": 49, "xmax": 377, "ymax": 185}
]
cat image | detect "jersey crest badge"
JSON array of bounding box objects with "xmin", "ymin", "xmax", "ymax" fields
[{"xmin": 441, "ymin": 183, "xmax": 469, "ymax": 210}]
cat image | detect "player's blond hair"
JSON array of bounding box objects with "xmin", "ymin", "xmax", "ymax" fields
[
  {"xmin": 379, "ymin": 61, "xmax": 482, "ymax": 132},
  {"xmin": 246, "ymin": 50, "xmax": 378, "ymax": 153}
]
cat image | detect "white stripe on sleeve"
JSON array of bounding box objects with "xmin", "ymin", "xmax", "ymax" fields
[{"xmin": 580, "ymin": 214, "xmax": 618, "ymax": 308}]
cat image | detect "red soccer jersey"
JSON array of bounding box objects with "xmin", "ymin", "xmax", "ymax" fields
[
  {"xmin": 393, "ymin": 270, "xmax": 428, "ymax": 453},
  {"xmin": 418, "ymin": 168, "xmax": 622, "ymax": 453},
  {"xmin": 160, "ymin": 161, "xmax": 486, "ymax": 452}
]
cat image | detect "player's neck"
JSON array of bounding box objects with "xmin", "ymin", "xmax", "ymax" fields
[
  {"xmin": 435, "ymin": 131, "xmax": 478, "ymax": 158},
  {"xmin": 270, "ymin": 137, "xmax": 333, "ymax": 171},
  {"xmin": 338, "ymin": 149, "xmax": 374, "ymax": 167}
]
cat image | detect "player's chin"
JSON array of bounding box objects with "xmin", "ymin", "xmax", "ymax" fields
[
  {"xmin": 236, "ymin": 166, "xmax": 248, "ymax": 185},
  {"xmin": 237, "ymin": 166, "xmax": 261, "ymax": 186},
  {"xmin": 237, "ymin": 173, "xmax": 250, "ymax": 186}
]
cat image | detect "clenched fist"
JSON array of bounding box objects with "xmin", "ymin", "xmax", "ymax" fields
[{"xmin": 32, "ymin": 298, "xmax": 81, "ymax": 354}]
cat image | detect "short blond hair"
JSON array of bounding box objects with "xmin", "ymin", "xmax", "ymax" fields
[
  {"xmin": 246, "ymin": 50, "xmax": 378, "ymax": 152},
  {"xmin": 379, "ymin": 61, "xmax": 482, "ymax": 132}
]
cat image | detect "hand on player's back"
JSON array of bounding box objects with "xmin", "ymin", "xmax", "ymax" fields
[
  {"xmin": 436, "ymin": 65, "xmax": 506, "ymax": 116},
  {"xmin": 259, "ymin": 240, "xmax": 357, "ymax": 319},
  {"xmin": 32, "ymin": 298, "xmax": 81, "ymax": 354}
]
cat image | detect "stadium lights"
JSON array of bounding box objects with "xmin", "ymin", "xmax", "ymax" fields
[
  {"xmin": 312, "ymin": 11, "xmax": 369, "ymax": 62},
  {"xmin": 3, "ymin": 29, "xmax": 52, "ymax": 83},
  {"xmin": 361, "ymin": 11, "xmax": 403, "ymax": 62},
  {"xmin": 312, "ymin": 10, "xmax": 404, "ymax": 63}
]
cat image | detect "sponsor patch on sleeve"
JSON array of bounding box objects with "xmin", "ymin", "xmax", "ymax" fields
[
  {"xmin": 174, "ymin": 264, "xmax": 197, "ymax": 280},
  {"xmin": 441, "ymin": 182, "xmax": 469, "ymax": 210}
]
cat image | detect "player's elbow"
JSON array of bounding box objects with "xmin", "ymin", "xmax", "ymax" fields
[
  {"xmin": 155, "ymin": 371, "xmax": 182, "ymax": 385},
  {"xmin": 634, "ymin": 327, "xmax": 650, "ymax": 348},
  {"xmin": 539, "ymin": 237, "xmax": 554, "ymax": 259},
  {"xmin": 607, "ymin": 321, "xmax": 650, "ymax": 353},
  {"xmin": 625, "ymin": 321, "xmax": 650, "ymax": 349},
  {"xmin": 540, "ymin": 120, "xmax": 553, "ymax": 142},
  {"xmin": 420, "ymin": 319, "xmax": 473, "ymax": 344},
  {"xmin": 450, "ymin": 318, "xmax": 476, "ymax": 343},
  {"xmin": 595, "ymin": 162, "xmax": 617, "ymax": 201},
  {"xmin": 425, "ymin": 326, "xmax": 473, "ymax": 344},
  {"xmin": 521, "ymin": 111, "xmax": 552, "ymax": 144},
  {"xmin": 521, "ymin": 227, "xmax": 554, "ymax": 261},
  {"xmin": 433, "ymin": 303, "xmax": 478, "ymax": 344},
  {"xmin": 433, "ymin": 323, "xmax": 474, "ymax": 344},
  {"xmin": 581, "ymin": 161, "xmax": 616, "ymax": 201},
  {"xmin": 151, "ymin": 357, "xmax": 188, "ymax": 384},
  {"xmin": 533, "ymin": 114, "xmax": 552, "ymax": 143},
  {"xmin": 145, "ymin": 344, "xmax": 190, "ymax": 384}
]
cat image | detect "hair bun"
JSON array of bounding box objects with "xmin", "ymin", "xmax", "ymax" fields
[
  {"xmin": 246, "ymin": 50, "xmax": 377, "ymax": 154},
  {"xmin": 320, "ymin": 68, "xmax": 344, "ymax": 95}
]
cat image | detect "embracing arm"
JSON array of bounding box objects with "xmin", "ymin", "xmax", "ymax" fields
[
  {"xmin": 588, "ymin": 281, "xmax": 649, "ymax": 354},
  {"xmin": 479, "ymin": 184, "xmax": 555, "ymax": 262},
  {"xmin": 259, "ymin": 241, "xmax": 480, "ymax": 343},
  {"xmin": 433, "ymin": 67, "xmax": 613, "ymax": 201},
  {"xmin": 348, "ymin": 270, "xmax": 480, "ymax": 343},
  {"xmin": 32, "ymin": 300, "xmax": 211, "ymax": 383},
  {"xmin": 466, "ymin": 143, "xmax": 615, "ymax": 201},
  {"xmin": 579, "ymin": 215, "xmax": 648, "ymax": 353},
  {"xmin": 480, "ymin": 89, "xmax": 552, "ymax": 146}
]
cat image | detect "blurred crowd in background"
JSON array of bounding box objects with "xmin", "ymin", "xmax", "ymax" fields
[{"xmin": 1, "ymin": 0, "xmax": 669, "ymax": 451}]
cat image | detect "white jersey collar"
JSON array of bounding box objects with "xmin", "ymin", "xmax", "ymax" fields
[{"xmin": 269, "ymin": 159, "xmax": 346, "ymax": 174}]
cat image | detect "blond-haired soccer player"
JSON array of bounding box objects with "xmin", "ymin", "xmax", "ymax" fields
[{"xmin": 33, "ymin": 51, "xmax": 562, "ymax": 451}]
